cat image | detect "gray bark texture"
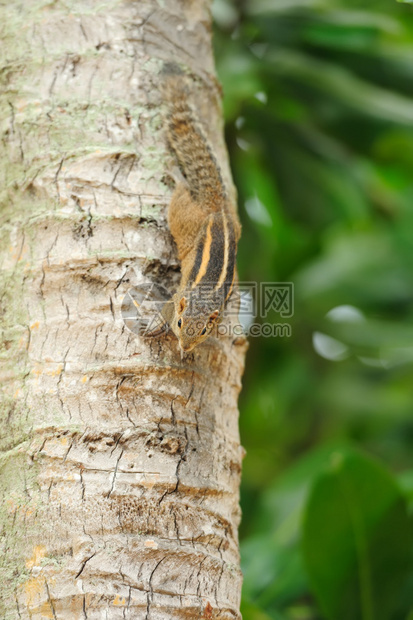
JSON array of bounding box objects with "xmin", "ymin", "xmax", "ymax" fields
[{"xmin": 0, "ymin": 1, "xmax": 247, "ymax": 618}]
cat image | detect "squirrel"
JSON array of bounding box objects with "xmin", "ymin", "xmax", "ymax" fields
[{"xmin": 149, "ymin": 64, "xmax": 241, "ymax": 353}]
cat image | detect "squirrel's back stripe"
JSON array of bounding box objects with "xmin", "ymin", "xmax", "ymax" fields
[
  {"xmin": 200, "ymin": 213, "xmax": 226, "ymax": 289},
  {"xmin": 217, "ymin": 217, "xmax": 237, "ymax": 302},
  {"xmin": 215, "ymin": 212, "xmax": 230, "ymax": 291},
  {"xmin": 188, "ymin": 220, "xmax": 208, "ymax": 287},
  {"xmin": 187, "ymin": 212, "xmax": 236, "ymax": 303},
  {"xmin": 193, "ymin": 216, "xmax": 213, "ymax": 287}
]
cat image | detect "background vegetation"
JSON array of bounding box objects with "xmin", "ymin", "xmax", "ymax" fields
[{"xmin": 213, "ymin": 0, "xmax": 413, "ymax": 618}]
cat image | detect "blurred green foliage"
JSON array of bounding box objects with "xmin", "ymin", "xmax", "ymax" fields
[{"xmin": 213, "ymin": 0, "xmax": 413, "ymax": 618}]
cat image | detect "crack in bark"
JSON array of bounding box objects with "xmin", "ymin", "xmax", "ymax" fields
[
  {"xmin": 75, "ymin": 552, "xmax": 96, "ymax": 579},
  {"xmin": 79, "ymin": 19, "xmax": 88, "ymax": 42},
  {"xmin": 107, "ymin": 448, "xmax": 124, "ymax": 497},
  {"xmin": 158, "ymin": 424, "xmax": 189, "ymax": 505},
  {"xmin": 15, "ymin": 596, "xmax": 22, "ymax": 619},
  {"xmin": 44, "ymin": 578, "xmax": 57, "ymax": 620},
  {"xmin": 145, "ymin": 556, "xmax": 166, "ymax": 620},
  {"xmin": 79, "ymin": 468, "xmax": 85, "ymax": 501},
  {"xmin": 87, "ymin": 62, "xmax": 99, "ymax": 102},
  {"xmin": 54, "ymin": 157, "xmax": 64, "ymax": 203}
]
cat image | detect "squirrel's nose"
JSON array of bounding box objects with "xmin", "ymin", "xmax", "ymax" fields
[{"xmin": 181, "ymin": 343, "xmax": 194, "ymax": 353}]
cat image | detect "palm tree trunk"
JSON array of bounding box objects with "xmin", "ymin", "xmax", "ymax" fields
[{"xmin": 0, "ymin": 1, "xmax": 247, "ymax": 618}]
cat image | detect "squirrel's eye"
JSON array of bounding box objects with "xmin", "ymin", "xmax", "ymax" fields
[
  {"xmin": 201, "ymin": 327, "xmax": 207, "ymax": 336},
  {"xmin": 177, "ymin": 318, "xmax": 182, "ymax": 329}
]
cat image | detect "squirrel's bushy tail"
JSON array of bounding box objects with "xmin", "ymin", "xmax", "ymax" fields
[{"xmin": 162, "ymin": 63, "xmax": 227, "ymax": 211}]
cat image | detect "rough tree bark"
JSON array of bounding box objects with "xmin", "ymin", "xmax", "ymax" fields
[{"xmin": 0, "ymin": 1, "xmax": 247, "ymax": 619}]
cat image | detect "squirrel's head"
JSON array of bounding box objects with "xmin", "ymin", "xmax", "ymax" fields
[{"xmin": 172, "ymin": 294, "xmax": 220, "ymax": 352}]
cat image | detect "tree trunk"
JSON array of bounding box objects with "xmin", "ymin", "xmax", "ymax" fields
[{"xmin": 0, "ymin": 1, "xmax": 246, "ymax": 619}]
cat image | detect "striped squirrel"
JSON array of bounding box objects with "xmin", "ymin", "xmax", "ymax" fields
[{"xmin": 151, "ymin": 64, "xmax": 241, "ymax": 353}]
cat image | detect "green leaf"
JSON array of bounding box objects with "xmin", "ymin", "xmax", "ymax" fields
[
  {"xmin": 248, "ymin": 0, "xmax": 323, "ymax": 14},
  {"xmin": 267, "ymin": 49, "xmax": 413, "ymax": 125},
  {"xmin": 241, "ymin": 442, "xmax": 352, "ymax": 612},
  {"xmin": 302, "ymin": 449, "xmax": 412, "ymax": 620},
  {"xmin": 398, "ymin": 469, "xmax": 413, "ymax": 512},
  {"xmin": 241, "ymin": 600, "xmax": 279, "ymax": 620}
]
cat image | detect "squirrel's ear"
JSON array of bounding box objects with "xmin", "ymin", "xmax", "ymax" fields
[{"xmin": 178, "ymin": 297, "xmax": 187, "ymax": 314}]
